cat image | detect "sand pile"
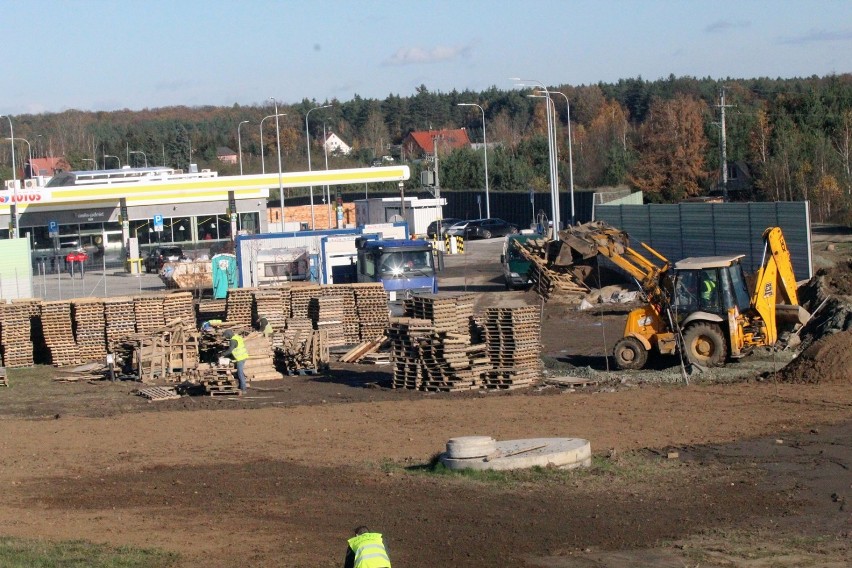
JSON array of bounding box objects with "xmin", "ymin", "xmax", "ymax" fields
[{"xmin": 779, "ymin": 330, "xmax": 852, "ymax": 384}]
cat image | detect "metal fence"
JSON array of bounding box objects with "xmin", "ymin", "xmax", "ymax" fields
[{"xmin": 595, "ymin": 201, "xmax": 813, "ymax": 281}]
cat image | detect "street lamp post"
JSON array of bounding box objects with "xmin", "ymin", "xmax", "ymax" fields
[
  {"xmin": 545, "ymin": 90, "xmax": 575, "ymax": 226},
  {"xmin": 81, "ymin": 159, "xmax": 97, "ymax": 170},
  {"xmin": 129, "ymin": 150, "xmax": 147, "ymax": 167},
  {"xmin": 305, "ymin": 104, "xmax": 331, "ymax": 229},
  {"xmin": 237, "ymin": 120, "xmax": 250, "ymax": 176},
  {"xmin": 457, "ymin": 103, "xmax": 490, "ymax": 219},
  {"xmin": 323, "ymin": 122, "xmax": 332, "ymax": 228},
  {"xmin": 0, "ymin": 115, "xmax": 18, "ymax": 237},
  {"xmin": 259, "ymin": 112, "xmax": 285, "ymax": 175},
  {"xmin": 512, "ymin": 78, "xmax": 560, "ymax": 239},
  {"xmin": 270, "ymin": 98, "xmax": 285, "ymax": 232},
  {"xmin": 103, "ymin": 154, "xmax": 121, "ymax": 169}
]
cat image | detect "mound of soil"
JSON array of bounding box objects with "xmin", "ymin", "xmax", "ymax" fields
[
  {"xmin": 779, "ymin": 330, "xmax": 852, "ymax": 384},
  {"xmin": 818, "ymin": 259, "xmax": 852, "ymax": 296}
]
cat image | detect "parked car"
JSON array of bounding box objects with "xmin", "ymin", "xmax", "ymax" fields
[
  {"xmin": 426, "ymin": 218, "xmax": 463, "ymax": 239},
  {"xmin": 451, "ymin": 218, "xmax": 519, "ymax": 240},
  {"xmin": 445, "ymin": 221, "xmax": 470, "ymax": 237},
  {"xmin": 144, "ymin": 246, "xmax": 186, "ymax": 273}
]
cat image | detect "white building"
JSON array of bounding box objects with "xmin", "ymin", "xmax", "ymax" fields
[{"xmin": 323, "ymin": 132, "xmax": 352, "ymax": 156}]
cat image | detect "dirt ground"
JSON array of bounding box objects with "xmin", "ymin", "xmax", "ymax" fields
[{"xmin": 1, "ymin": 229, "xmax": 851, "ymax": 567}]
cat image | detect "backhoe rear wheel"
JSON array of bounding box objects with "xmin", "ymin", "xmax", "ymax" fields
[
  {"xmin": 613, "ymin": 337, "xmax": 648, "ymax": 370},
  {"xmin": 683, "ymin": 322, "xmax": 727, "ymax": 367}
]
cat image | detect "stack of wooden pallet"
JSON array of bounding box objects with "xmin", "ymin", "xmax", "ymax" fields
[
  {"xmin": 196, "ymin": 365, "xmax": 242, "ymax": 396},
  {"xmin": 388, "ymin": 317, "xmax": 433, "ymax": 389},
  {"xmin": 482, "ymin": 306, "xmax": 542, "ymax": 389},
  {"xmin": 104, "ymin": 297, "xmax": 137, "ymax": 352},
  {"xmin": 163, "ymin": 292, "xmax": 195, "ymax": 326},
  {"xmin": 407, "ymin": 293, "xmax": 474, "ymax": 335},
  {"xmin": 290, "ymin": 284, "xmax": 322, "ymax": 319},
  {"xmin": 40, "ymin": 301, "xmax": 79, "ymax": 366},
  {"xmin": 309, "ymin": 297, "xmax": 345, "ymax": 347},
  {"xmin": 322, "ymin": 285, "xmax": 360, "ymax": 344},
  {"xmin": 253, "ymin": 287, "xmax": 288, "ymax": 331},
  {"xmin": 134, "ymin": 295, "xmax": 165, "ymax": 333},
  {"xmin": 0, "ymin": 301, "xmax": 35, "ymax": 368},
  {"xmin": 353, "ymin": 283, "xmax": 389, "ymax": 342},
  {"xmin": 516, "ymin": 242, "xmax": 588, "ymax": 301},
  {"xmin": 225, "ymin": 287, "xmax": 255, "ymax": 325},
  {"xmin": 197, "ymin": 299, "xmax": 227, "ymax": 322},
  {"xmin": 72, "ymin": 298, "xmax": 107, "ymax": 363},
  {"xmin": 418, "ymin": 331, "xmax": 481, "ymax": 391},
  {"xmin": 242, "ymin": 331, "xmax": 283, "ymax": 382}
]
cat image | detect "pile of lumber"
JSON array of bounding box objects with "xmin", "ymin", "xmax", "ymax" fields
[
  {"xmin": 322, "ymin": 285, "xmax": 360, "ymax": 344},
  {"xmin": 40, "ymin": 301, "xmax": 79, "ymax": 366},
  {"xmin": 104, "ymin": 297, "xmax": 137, "ymax": 352},
  {"xmin": 72, "ymin": 298, "xmax": 107, "ymax": 363},
  {"xmin": 353, "ymin": 283, "xmax": 389, "ymax": 342},
  {"xmin": 128, "ymin": 320, "xmax": 200, "ymax": 382},
  {"xmin": 134, "ymin": 296, "xmax": 165, "ymax": 333},
  {"xmin": 241, "ymin": 331, "xmax": 283, "ymax": 382},
  {"xmin": 277, "ymin": 319, "xmax": 329, "ymax": 373},
  {"xmin": 388, "ymin": 318, "xmax": 433, "ymax": 389},
  {"xmin": 482, "ymin": 306, "xmax": 542, "ymax": 389},
  {"xmin": 0, "ymin": 301, "xmax": 36, "ymax": 368},
  {"xmin": 516, "ymin": 241, "xmax": 588, "ymax": 301},
  {"xmin": 225, "ymin": 287, "xmax": 255, "ymax": 325}
]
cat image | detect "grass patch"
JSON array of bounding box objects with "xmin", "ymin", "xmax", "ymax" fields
[{"xmin": 0, "ymin": 536, "xmax": 179, "ymax": 567}]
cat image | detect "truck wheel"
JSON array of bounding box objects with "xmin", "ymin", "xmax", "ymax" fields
[
  {"xmin": 683, "ymin": 322, "xmax": 727, "ymax": 367},
  {"xmin": 613, "ymin": 337, "xmax": 648, "ymax": 370}
]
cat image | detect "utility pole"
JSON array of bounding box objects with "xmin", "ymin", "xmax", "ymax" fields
[{"xmin": 717, "ymin": 86, "xmax": 733, "ymax": 200}]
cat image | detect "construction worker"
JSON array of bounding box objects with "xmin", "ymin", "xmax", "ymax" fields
[
  {"xmin": 700, "ymin": 271, "xmax": 718, "ymax": 304},
  {"xmin": 221, "ymin": 329, "xmax": 249, "ymax": 393},
  {"xmin": 257, "ymin": 317, "xmax": 274, "ymax": 337},
  {"xmin": 343, "ymin": 526, "xmax": 391, "ymax": 568}
]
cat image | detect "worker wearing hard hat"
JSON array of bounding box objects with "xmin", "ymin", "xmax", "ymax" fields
[
  {"xmin": 221, "ymin": 329, "xmax": 249, "ymax": 393},
  {"xmin": 343, "ymin": 526, "xmax": 391, "ymax": 568}
]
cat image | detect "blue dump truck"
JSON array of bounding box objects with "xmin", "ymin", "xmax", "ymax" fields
[{"xmin": 355, "ymin": 238, "xmax": 438, "ymax": 302}]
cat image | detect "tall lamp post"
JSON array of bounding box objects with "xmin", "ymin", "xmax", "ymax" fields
[
  {"xmin": 512, "ymin": 78, "xmax": 560, "ymax": 239},
  {"xmin": 270, "ymin": 98, "xmax": 285, "ymax": 231},
  {"xmin": 323, "ymin": 122, "xmax": 332, "ymax": 228},
  {"xmin": 305, "ymin": 104, "xmax": 331, "ymax": 229},
  {"xmin": 457, "ymin": 103, "xmax": 490, "ymax": 219},
  {"xmin": 544, "ymin": 90, "xmax": 575, "ymax": 226},
  {"xmin": 129, "ymin": 150, "xmax": 147, "ymax": 167},
  {"xmin": 103, "ymin": 154, "xmax": 121, "ymax": 169},
  {"xmin": 259, "ymin": 112, "xmax": 285, "ymax": 174},
  {"xmin": 0, "ymin": 115, "xmax": 18, "ymax": 237},
  {"xmin": 237, "ymin": 120, "xmax": 250, "ymax": 175}
]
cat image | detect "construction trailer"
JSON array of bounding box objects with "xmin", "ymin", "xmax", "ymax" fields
[
  {"xmin": 354, "ymin": 197, "xmax": 446, "ymax": 238},
  {"xmin": 235, "ymin": 223, "xmax": 409, "ymax": 287}
]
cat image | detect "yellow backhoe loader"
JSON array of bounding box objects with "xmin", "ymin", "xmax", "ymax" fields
[{"xmin": 549, "ymin": 222, "xmax": 809, "ymax": 370}]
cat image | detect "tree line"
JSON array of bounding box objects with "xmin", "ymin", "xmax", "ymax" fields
[{"xmin": 1, "ymin": 73, "xmax": 850, "ymax": 223}]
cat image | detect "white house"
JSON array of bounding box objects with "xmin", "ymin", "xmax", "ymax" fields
[{"xmin": 323, "ymin": 132, "xmax": 352, "ymax": 156}]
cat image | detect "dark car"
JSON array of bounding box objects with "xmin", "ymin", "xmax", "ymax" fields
[
  {"xmin": 144, "ymin": 246, "xmax": 186, "ymax": 273},
  {"xmin": 456, "ymin": 218, "xmax": 519, "ymax": 240},
  {"xmin": 426, "ymin": 218, "xmax": 463, "ymax": 239}
]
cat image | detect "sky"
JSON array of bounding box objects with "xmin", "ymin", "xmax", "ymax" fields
[{"xmin": 1, "ymin": 0, "xmax": 850, "ymax": 116}]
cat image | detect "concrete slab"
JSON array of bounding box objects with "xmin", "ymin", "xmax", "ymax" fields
[{"xmin": 441, "ymin": 437, "xmax": 591, "ymax": 471}]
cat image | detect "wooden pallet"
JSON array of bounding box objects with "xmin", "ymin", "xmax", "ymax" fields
[
  {"xmin": 137, "ymin": 386, "xmax": 181, "ymax": 401},
  {"xmin": 0, "ymin": 367, "xmax": 7, "ymax": 387}
]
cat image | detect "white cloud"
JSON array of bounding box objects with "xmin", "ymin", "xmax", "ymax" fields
[{"xmin": 384, "ymin": 44, "xmax": 472, "ymax": 66}]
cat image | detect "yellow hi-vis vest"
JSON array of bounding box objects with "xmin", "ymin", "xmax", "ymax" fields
[
  {"xmin": 348, "ymin": 532, "xmax": 391, "ymax": 568},
  {"xmin": 230, "ymin": 335, "xmax": 249, "ymax": 361}
]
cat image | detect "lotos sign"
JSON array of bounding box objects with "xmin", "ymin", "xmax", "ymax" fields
[{"xmin": 0, "ymin": 191, "xmax": 50, "ymax": 203}]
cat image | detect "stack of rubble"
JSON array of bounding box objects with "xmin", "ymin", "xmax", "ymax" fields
[
  {"xmin": 322, "ymin": 285, "xmax": 360, "ymax": 344},
  {"xmin": 225, "ymin": 288, "xmax": 255, "ymax": 325},
  {"xmin": 517, "ymin": 239, "xmax": 589, "ymax": 301},
  {"xmin": 0, "ymin": 301, "xmax": 35, "ymax": 367},
  {"xmin": 290, "ymin": 284, "xmax": 322, "ymax": 319},
  {"xmin": 353, "ymin": 283, "xmax": 389, "ymax": 341},
  {"xmin": 134, "ymin": 295, "xmax": 165, "ymax": 333},
  {"xmin": 482, "ymin": 306, "xmax": 542, "ymax": 389},
  {"xmin": 104, "ymin": 297, "xmax": 137, "ymax": 352},
  {"xmin": 72, "ymin": 298, "xmax": 107, "ymax": 363},
  {"xmin": 163, "ymin": 292, "xmax": 195, "ymax": 326},
  {"xmin": 40, "ymin": 301, "xmax": 79, "ymax": 366},
  {"xmin": 309, "ymin": 297, "xmax": 345, "ymax": 347},
  {"xmin": 388, "ymin": 318, "xmax": 433, "ymax": 389}
]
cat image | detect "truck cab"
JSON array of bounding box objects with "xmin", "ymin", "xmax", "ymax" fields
[
  {"xmin": 355, "ymin": 238, "xmax": 438, "ymax": 302},
  {"xmin": 501, "ymin": 234, "xmax": 534, "ymax": 290}
]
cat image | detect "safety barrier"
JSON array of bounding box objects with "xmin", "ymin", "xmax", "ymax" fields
[{"xmin": 443, "ymin": 235, "xmax": 465, "ymax": 254}]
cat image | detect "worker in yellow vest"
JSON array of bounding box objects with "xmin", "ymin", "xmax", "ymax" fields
[
  {"xmin": 222, "ymin": 329, "xmax": 249, "ymax": 393},
  {"xmin": 343, "ymin": 526, "xmax": 391, "ymax": 568}
]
